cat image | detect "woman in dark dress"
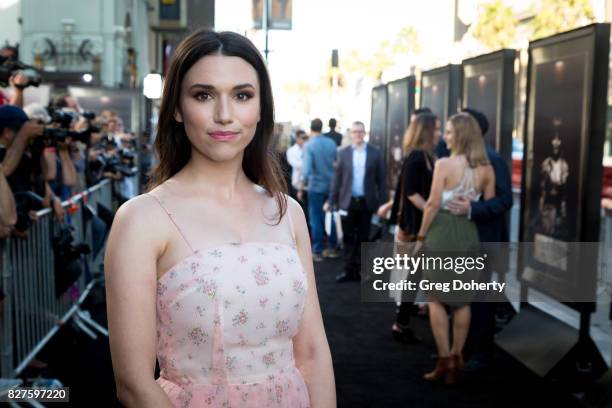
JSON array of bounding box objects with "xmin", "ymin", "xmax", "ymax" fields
[{"xmin": 386, "ymin": 113, "xmax": 441, "ymax": 342}]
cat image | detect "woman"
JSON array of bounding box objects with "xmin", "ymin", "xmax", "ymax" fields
[
  {"xmin": 105, "ymin": 30, "xmax": 335, "ymax": 407},
  {"xmin": 415, "ymin": 112, "xmax": 495, "ymax": 384},
  {"xmin": 383, "ymin": 113, "xmax": 440, "ymax": 343}
]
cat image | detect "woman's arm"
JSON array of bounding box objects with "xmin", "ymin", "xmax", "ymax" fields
[
  {"xmin": 417, "ymin": 159, "xmax": 447, "ymax": 238},
  {"xmin": 405, "ymin": 151, "xmax": 428, "ymax": 211},
  {"xmin": 0, "ymin": 164, "xmax": 16, "ymax": 227},
  {"xmin": 376, "ymin": 199, "xmax": 394, "ymax": 219},
  {"xmin": 42, "ymin": 148, "xmax": 58, "ymax": 181},
  {"xmin": 104, "ymin": 197, "xmax": 174, "ymax": 408},
  {"xmin": 58, "ymin": 146, "xmax": 77, "ymax": 188},
  {"xmin": 289, "ymin": 197, "xmax": 336, "ymax": 408},
  {"xmin": 407, "ymin": 193, "xmax": 425, "ymax": 211}
]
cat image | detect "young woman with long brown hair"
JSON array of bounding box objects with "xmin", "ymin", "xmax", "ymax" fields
[
  {"xmin": 386, "ymin": 113, "xmax": 441, "ymax": 343},
  {"xmin": 415, "ymin": 112, "xmax": 495, "ymax": 384},
  {"xmin": 105, "ymin": 29, "xmax": 335, "ymax": 407}
]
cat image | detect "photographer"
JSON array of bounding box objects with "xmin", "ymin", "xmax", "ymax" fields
[
  {"xmin": 87, "ymin": 135, "xmax": 123, "ymax": 186},
  {"xmin": 0, "ymin": 46, "xmax": 33, "ymax": 108},
  {"xmin": 25, "ymin": 103, "xmax": 78, "ymax": 200},
  {"xmin": 0, "ymin": 105, "xmax": 64, "ymax": 232}
]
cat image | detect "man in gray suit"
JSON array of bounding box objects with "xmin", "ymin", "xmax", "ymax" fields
[{"xmin": 326, "ymin": 121, "xmax": 386, "ymax": 282}]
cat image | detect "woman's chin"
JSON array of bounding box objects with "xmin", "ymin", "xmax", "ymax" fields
[{"xmin": 196, "ymin": 145, "xmax": 243, "ymax": 163}]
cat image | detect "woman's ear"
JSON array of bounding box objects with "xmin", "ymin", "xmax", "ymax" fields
[{"xmin": 174, "ymin": 110, "xmax": 183, "ymax": 123}]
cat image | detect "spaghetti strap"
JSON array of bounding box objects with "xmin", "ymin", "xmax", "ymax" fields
[
  {"xmin": 286, "ymin": 205, "xmax": 297, "ymax": 244},
  {"xmin": 146, "ymin": 193, "xmax": 195, "ymax": 253}
]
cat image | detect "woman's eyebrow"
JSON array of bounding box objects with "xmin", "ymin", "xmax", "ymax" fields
[{"xmin": 188, "ymin": 83, "xmax": 256, "ymax": 91}]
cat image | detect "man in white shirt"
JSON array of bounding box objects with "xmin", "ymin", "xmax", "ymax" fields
[{"xmin": 286, "ymin": 130, "xmax": 308, "ymax": 197}]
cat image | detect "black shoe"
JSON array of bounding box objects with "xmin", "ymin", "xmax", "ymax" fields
[
  {"xmin": 336, "ymin": 273, "xmax": 352, "ymax": 282},
  {"xmin": 391, "ymin": 324, "xmax": 422, "ymax": 344}
]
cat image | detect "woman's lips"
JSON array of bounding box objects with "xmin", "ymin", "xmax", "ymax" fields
[{"xmin": 209, "ymin": 131, "xmax": 238, "ymax": 141}]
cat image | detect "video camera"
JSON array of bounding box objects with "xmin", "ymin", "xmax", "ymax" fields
[
  {"xmin": 89, "ymin": 151, "xmax": 137, "ymax": 178},
  {"xmin": 0, "ymin": 55, "xmax": 41, "ymax": 88},
  {"xmin": 40, "ymin": 108, "xmax": 100, "ymax": 146}
]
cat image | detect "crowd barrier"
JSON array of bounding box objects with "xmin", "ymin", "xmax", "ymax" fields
[{"xmin": 0, "ymin": 172, "xmax": 139, "ymax": 385}]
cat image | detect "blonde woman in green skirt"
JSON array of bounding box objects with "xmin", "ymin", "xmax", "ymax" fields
[{"xmin": 414, "ymin": 112, "xmax": 495, "ymax": 384}]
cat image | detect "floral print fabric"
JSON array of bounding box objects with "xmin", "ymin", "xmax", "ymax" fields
[{"xmin": 156, "ymin": 241, "xmax": 310, "ymax": 408}]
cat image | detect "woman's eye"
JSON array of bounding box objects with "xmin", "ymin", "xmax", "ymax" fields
[
  {"xmin": 236, "ymin": 92, "xmax": 253, "ymax": 101},
  {"xmin": 194, "ymin": 92, "xmax": 211, "ymax": 101}
]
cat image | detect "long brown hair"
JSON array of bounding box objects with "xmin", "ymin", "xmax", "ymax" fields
[
  {"xmin": 447, "ymin": 112, "xmax": 490, "ymax": 167},
  {"xmin": 149, "ymin": 29, "xmax": 287, "ymax": 224},
  {"xmin": 403, "ymin": 112, "xmax": 437, "ymax": 155}
]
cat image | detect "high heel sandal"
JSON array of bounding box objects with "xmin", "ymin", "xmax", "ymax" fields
[
  {"xmin": 424, "ymin": 356, "xmax": 453, "ymax": 381},
  {"xmin": 445, "ymin": 354, "xmax": 464, "ymax": 384}
]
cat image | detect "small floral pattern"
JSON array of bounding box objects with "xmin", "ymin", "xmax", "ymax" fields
[
  {"xmin": 198, "ymin": 280, "xmax": 217, "ymax": 299},
  {"xmin": 155, "ymin": 241, "xmax": 309, "ymax": 408},
  {"xmin": 252, "ymin": 266, "xmax": 270, "ymax": 286},
  {"xmin": 232, "ymin": 309, "xmax": 249, "ymax": 326},
  {"xmin": 188, "ymin": 327, "xmax": 208, "ymax": 346},
  {"xmin": 262, "ymin": 352, "xmax": 275, "ymax": 368},
  {"xmin": 293, "ymin": 280, "xmax": 305, "ymax": 295}
]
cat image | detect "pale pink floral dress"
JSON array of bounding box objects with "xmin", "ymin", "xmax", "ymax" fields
[{"xmin": 149, "ymin": 194, "xmax": 311, "ymax": 408}]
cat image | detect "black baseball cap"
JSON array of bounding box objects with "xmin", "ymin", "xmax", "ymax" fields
[{"xmin": 0, "ymin": 105, "xmax": 29, "ymax": 132}]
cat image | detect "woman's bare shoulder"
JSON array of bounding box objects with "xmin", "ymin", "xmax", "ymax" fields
[
  {"xmin": 113, "ymin": 193, "xmax": 168, "ymax": 240},
  {"xmin": 285, "ymin": 194, "xmax": 305, "ymax": 220},
  {"xmin": 434, "ymin": 156, "xmax": 453, "ymax": 171}
]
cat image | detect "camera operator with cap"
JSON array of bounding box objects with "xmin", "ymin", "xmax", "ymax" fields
[
  {"xmin": 0, "ymin": 105, "xmax": 65, "ymax": 231},
  {"xmin": 38, "ymin": 101, "xmax": 79, "ymax": 200}
]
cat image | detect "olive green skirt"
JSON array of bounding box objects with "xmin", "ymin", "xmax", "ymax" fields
[{"xmin": 422, "ymin": 211, "xmax": 481, "ymax": 307}]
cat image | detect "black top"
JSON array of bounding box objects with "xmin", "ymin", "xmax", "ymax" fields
[
  {"xmin": 323, "ymin": 130, "xmax": 342, "ymax": 147},
  {"xmin": 389, "ymin": 149, "xmax": 434, "ymax": 234}
]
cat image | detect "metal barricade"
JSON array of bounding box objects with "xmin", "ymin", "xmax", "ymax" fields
[{"xmin": 0, "ymin": 178, "xmax": 115, "ymax": 379}]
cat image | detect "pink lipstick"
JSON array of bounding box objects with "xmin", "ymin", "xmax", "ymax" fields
[{"xmin": 209, "ymin": 131, "xmax": 238, "ymax": 141}]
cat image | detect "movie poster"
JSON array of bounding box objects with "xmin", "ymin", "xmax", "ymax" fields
[
  {"xmin": 369, "ymin": 86, "xmax": 387, "ymax": 153},
  {"xmin": 465, "ymin": 71, "xmax": 500, "ymax": 149},
  {"xmin": 527, "ymin": 54, "xmax": 584, "ymax": 243},
  {"xmin": 385, "ymin": 79, "xmax": 410, "ymax": 190},
  {"xmin": 421, "ymin": 78, "xmax": 447, "ymax": 126}
]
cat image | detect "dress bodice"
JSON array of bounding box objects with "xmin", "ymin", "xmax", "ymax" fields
[
  {"xmin": 147, "ymin": 192, "xmax": 311, "ymax": 407},
  {"xmin": 156, "ymin": 241, "xmax": 308, "ymax": 385}
]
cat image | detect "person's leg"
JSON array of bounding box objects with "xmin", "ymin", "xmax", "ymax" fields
[
  {"xmin": 450, "ymin": 305, "xmax": 471, "ymax": 356},
  {"xmin": 424, "ymin": 299, "xmax": 453, "ymax": 381},
  {"xmin": 308, "ymin": 192, "xmax": 325, "ymax": 255},
  {"xmin": 445, "ymin": 304, "xmax": 471, "ymax": 383},
  {"xmin": 465, "ymin": 302, "xmax": 495, "ymax": 365},
  {"xmin": 353, "ymin": 202, "xmax": 372, "ymax": 278},
  {"xmin": 338, "ymin": 201, "xmax": 357, "ymax": 280},
  {"xmin": 428, "ymin": 300, "xmax": 450, "ymax": 357},
  {"xmin": 329, "ymin": 213, "xmax": 338, "ymax": 249}
]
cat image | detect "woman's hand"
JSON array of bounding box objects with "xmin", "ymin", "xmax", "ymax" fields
[
  {"xmin": 376, "ymin": 200, "xmax": 393, "ymax": 219},
  {"xmin": 412, "ymin": 240, "xmax": 423, "ymax": 256}
]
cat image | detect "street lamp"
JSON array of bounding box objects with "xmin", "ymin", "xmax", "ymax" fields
[{"xmin": 143, "ymin": 73, "xmax": 162, "ymax": 99}]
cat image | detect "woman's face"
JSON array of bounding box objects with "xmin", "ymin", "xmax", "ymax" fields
[
  {"xmin": 444, "ymin": 120, "xmax": 454, "ymax": 150},
  {"xmin": 176, "ymin": 54, "xmax": 261, "ymax": 163}
]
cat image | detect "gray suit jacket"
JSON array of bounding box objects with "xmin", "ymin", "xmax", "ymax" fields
[{"xmin": 329, "ymin": 144, "xmax": 387, "ymax": 212}]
